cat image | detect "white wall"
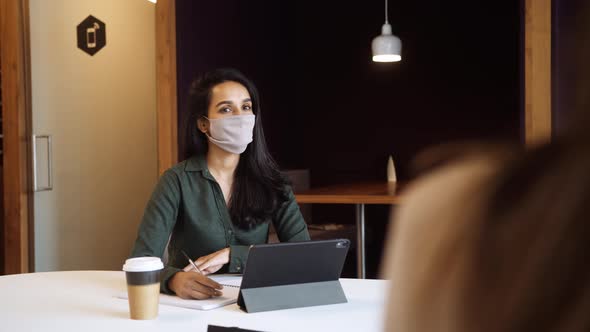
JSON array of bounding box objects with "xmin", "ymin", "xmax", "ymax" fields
[{"xmin": 29, "ymin": 0, "xmax": 157, "ymax": 271}]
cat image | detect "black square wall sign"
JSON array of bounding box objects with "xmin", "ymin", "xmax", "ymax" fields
[{"xmin": 77, "ymin": 15, "xmax": 106, "ymax": 56}]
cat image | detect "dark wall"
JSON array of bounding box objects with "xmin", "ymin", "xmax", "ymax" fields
[
  {"xmin": 176, "ymin": 0, "xmax": 521, "ymax": 178},
  {"xmin": 176, "ymin": 1, "xmax": 301, "ymax": 165},
  {"xmin": 553, "ymin": 0, "xmax": 590, "ymax": 134},
  {"xmin": 176, "ymin": 0, "xmax": 521, "ymax": 277}
]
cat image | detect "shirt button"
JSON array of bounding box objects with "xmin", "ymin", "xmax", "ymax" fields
[
  {"xmin": 236, "ymin": 266, "xmax": 241, "ymax": 271},
  {"xmin": 228, "ymin": 229, "xmax": 233, "ymax": 234}
]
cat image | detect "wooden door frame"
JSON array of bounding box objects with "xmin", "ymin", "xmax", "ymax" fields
[
  {"xmin": 1, "ymin": 0, "xmax": 178, "ymax": 274},
  {"xmin": 1, "ymin": 0, "xmax": 33, "ymax": 274},
  {"xmin": 156, "ymin": 0, "xmax": 178, "ymax": 174},
  {"xmin": 524, "ymin": 0, "xmax": 552, "ymax": 145}
]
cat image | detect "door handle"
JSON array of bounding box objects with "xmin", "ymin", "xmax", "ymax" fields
[{"xmin": 32, "ymin": 134, "xmax": 53, "ymax": 192}]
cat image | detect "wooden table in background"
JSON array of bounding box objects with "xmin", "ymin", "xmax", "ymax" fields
[{"xmin": 295, "ymin": 182, "xmax": 403, "ymax": 279}]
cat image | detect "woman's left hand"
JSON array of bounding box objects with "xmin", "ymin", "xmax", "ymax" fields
[{"xmin": 196, "ymin": 247, "xmax": 230, "ymax": 275}]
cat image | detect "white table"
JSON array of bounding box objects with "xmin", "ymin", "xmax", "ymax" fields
[{"xmin": 0, "ymin": 271, "xmax": 388, "ymax": 332}]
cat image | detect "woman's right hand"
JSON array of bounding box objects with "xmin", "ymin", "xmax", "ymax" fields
[{"xmin": 169, "ymin": 271, "xmax": 224, "ymax": 299}]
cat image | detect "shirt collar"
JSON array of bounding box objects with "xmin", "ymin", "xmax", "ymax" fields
[
  {"xmin": 184, "ymin": 154, "xmax": 208, "ymax": 172},
  {"xmin": 185, "ymin": 154, "xmax": 217, "ymax": 182}
]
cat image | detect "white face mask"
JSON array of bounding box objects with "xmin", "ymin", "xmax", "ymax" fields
[{"xmin": 204, "ymin": 114, "xmax": 256, "ymax": 154}]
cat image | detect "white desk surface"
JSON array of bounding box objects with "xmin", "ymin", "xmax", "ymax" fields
[{"xmin": 0, "ymin": 271, "xmax": 388, "ymax": 332}]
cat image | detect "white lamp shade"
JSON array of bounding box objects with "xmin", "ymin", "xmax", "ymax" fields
[{"xmin": 372, "ymin": 24, "xmax": 402, "ymax": 62}]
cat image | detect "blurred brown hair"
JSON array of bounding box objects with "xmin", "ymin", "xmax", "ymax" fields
[{"xmin": 457, "ymin": 131, "xmax": 590, "ymax": 331}]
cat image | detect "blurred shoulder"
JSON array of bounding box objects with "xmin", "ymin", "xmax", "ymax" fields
[{"xmin": 383, "ymin": 156, "xmax": 503, "ymax": 277}]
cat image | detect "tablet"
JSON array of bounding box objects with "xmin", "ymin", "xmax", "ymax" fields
[{"xmin": 237, "ymin": 239, "xmax": 350, "ymax": 313}]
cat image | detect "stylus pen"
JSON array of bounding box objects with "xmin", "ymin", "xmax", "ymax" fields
[{"xmin": 180, "ymin": 249, "xmax": 203, "ymax": 274}]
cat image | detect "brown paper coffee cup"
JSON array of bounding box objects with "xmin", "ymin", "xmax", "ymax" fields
[{"xmin": 123, "ymin": 257, "xmax": 164, "ymax": 320}]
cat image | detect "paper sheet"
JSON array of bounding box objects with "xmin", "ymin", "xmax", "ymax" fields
[{"xmin": 116, "ymin": 275, "xmax": 242, "ymax": 311}]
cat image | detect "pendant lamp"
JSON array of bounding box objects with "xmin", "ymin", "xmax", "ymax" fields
[{"xmin": 372, "ymin": 0, "xmax": 401, "ymax": 62}]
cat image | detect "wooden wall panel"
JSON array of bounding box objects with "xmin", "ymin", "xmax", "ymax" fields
[
  {"xmin": 0, "ymin": 164, "xmax": 3, "ymax": 274},
  {"xmin": 0, "ymin": 0, "xmax": 32, "ymax": 274},
  {"xmin": 156, "ymin": 0, "xmax": 178, "ymax": 174},
  {"xmin": 525, "ymin": 0, "xmax": 552, "ymax": 145}
]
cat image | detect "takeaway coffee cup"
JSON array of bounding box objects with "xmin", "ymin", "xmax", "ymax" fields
[{"xmin": 122, "ymin": 257, "xmax": 164, "ymax": 320}]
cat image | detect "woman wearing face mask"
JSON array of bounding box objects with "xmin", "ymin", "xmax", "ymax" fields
[{"xmin": 130, "ymin": 68, "xmax": 310, "ymax": 299}]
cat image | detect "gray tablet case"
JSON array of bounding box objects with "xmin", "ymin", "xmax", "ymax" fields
[{"xmin": 237, "ymin": 239, "xmax": 350, "ymax": 313}]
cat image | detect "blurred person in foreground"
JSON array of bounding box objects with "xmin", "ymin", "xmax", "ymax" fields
[{"xmin": 382, "ymin": 111, "xmax": 590, "ymax": 332}]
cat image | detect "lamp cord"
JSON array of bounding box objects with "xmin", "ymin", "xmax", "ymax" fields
[{"xmin": 385, "ymin": 0, "xmax": 389, "ymax": 24}]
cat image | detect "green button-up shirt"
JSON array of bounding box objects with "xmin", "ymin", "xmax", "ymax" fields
[{"xmin": 130, "ymin": 155, "xmax": 310, "ymax": 294}]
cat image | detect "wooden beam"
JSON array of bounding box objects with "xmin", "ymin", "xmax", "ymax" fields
[
  {"xmin": 524, "ymin": 0, "xmax": 552, "ymax": 146},
  {"xmin": 156, "ymin": 0, "xmax": 178, "ymax": 174},
  {"xmin": 0, "ymin": 0, "xmax": 32, "ymax": 274},
  {"xmin": 0, "ymin": 164, "xmax": 3, "ymax": 274}
]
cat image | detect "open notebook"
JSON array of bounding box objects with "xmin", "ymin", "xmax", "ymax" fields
[{"xmin": 116, "ymin": 275, "xmax": 242, "ymax": 311}]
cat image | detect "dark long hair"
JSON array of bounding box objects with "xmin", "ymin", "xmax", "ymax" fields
[{"xmin": 182, "ymin": 68, "xmax": 289, "ymax": 229}]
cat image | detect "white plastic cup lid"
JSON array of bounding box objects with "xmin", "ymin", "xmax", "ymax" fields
[{"xmin": 123, "ymin": 257, "xmax": 164, "ymax": 272}]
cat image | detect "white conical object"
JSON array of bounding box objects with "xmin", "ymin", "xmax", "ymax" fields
[{"xmin": 387, "ymin": 156, "xmax": 397, "ymax": 182}]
